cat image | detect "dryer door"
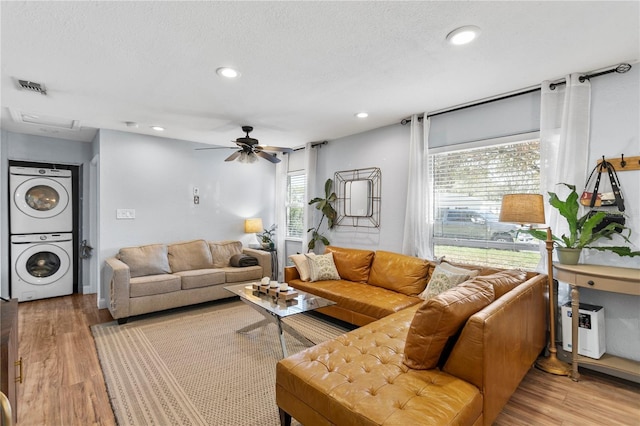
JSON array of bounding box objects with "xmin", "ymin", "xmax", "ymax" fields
[
  {"xmin": 13, "ymin": 177, "xmax": 70, "ymax": 219},
  {"xmin": 14, "ymin": 244, "xmax": 71, "ymax": 285}
]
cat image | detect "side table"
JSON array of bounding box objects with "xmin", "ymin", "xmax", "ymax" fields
[
  {"xmin": 553, "ymin": 263, "xmax": 640, "ymax": 382},
  {"xmin": 260, "ymin": 248, "xmax": 278, "ymax": 281}
]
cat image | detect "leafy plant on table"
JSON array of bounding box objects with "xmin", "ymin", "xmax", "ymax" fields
[{"xmin": 522, "ymin": 183, "xmax": 639, "ymax": 257}]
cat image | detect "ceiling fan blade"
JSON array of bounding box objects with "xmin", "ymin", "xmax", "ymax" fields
[
  {"xmin": 225, "ymin": 151, "xmax": 242, "ymax": 162},
  {"xmin": 256, "ymin": 150, "xmax": 281, "ymax": 163},
  {"xmin": 195, "ymin": 146, "xmax": 237, "ymax": 151},
  {"xmin": 255, "ymin": 145, "xmax": 293, "ymax": 153}
]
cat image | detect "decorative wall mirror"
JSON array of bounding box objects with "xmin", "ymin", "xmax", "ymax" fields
[{"xmin": 334, "ymin": 167, "xmax": 381, "ymax": 228}]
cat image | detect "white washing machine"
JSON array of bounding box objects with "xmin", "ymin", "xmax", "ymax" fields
[
  {"xmin": 10, "ymin": 166, "xmax": 73, "ymax": 234},
  {"xmin": 11, "ymin": 233, "xmax": 73, "ymax": 302}
]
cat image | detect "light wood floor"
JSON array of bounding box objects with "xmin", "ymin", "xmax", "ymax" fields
[{"xmin": 16, "ymin": 294, "xmax": 640, "ymax": 426}]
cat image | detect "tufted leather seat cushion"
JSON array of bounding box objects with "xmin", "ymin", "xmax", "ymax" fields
[
  {"xmin": 325, "ymin": 246, "xmax": 375, "ymax": 283},
  {"xmin": 276, "ymin": 305, "xmax": 483, "ymax": 426}
]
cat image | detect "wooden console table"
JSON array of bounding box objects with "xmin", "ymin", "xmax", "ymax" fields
[{"xmin": 553, "ymin": 263, "xmax": 640, "ymax": 382}]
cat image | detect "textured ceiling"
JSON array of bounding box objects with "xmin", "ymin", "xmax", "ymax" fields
[{"xmin": 1, "ymin": 1, "xmax": 639, "ymax": 148}]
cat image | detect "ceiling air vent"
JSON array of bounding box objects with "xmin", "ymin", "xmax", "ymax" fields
[{"xmin": 18, "ymin": 79, "xmax": 47, "ymax": 95}]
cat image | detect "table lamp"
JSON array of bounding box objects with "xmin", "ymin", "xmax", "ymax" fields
[
  {"xmin": 499, "ymin": 194, "xmax": 571, "ymax": 376},
  {"xmin": 245, "ymin": 218, "xmax": 263, "ymax": 248}
]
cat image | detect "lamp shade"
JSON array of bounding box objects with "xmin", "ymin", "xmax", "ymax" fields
[
  {"xmin": 499, "ymin": 194, "xmax": 546, "ymax": 225},
  {"xmin": 244, "ymin": 218, "xmax": 263, "ymax": 233}
]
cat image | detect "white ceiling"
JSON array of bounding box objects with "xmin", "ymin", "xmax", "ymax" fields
[{"xmin": 1, "ymin": 1, "xmax": 638, "ymax": 149}]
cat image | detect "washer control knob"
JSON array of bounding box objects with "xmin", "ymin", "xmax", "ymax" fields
[{"xmin": 40, "ymin": 235, "xmax": 47, "ymax": 240}]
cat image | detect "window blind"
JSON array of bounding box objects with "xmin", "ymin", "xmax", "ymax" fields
[
  {"xmin": 429, "ymin": 90, "xmax": 541, "ymax": 148},
  {"xmin": 430, "ymin": 138, "xmax": 542, "ymax": 269},
  {"xmin": 286, "ymin": 172, "xmax": 305, "ymax": 238}
]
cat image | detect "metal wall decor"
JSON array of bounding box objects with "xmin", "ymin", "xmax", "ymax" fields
[{"xmin": 334, "ymin": 167, "xmax": 381, "ymax": 228}]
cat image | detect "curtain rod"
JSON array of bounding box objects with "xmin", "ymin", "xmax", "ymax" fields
[
  {"xmin": 401, "ymin": 62, "xmax": 632, "ymax": 125},
  {"xmin": 291, "ymin": 140, "xmax": 327, "ymax": 152}
]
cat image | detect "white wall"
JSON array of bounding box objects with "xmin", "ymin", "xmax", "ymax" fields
[
  {"xmin": 97, "ymin": 129, "xmax": 277, "ymax": 306},
  {"xmin": 569, "ymin": 66, "xmax": 640, "ymax": 362},
  {"xmin": 313, "ymin": 123, "xmax": 411, "ymax": 252}
]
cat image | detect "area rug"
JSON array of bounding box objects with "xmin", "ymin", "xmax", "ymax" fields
[{"xmin": 92, "ymin": 300, "xmax": 352, "ymax": 426}]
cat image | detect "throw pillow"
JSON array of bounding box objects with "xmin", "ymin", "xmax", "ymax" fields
[
  {"xmin": 118, "ymin": 244, "xmax": 171, "ymax": 278},
  {"xmin": 404, "ymin": 279, "xmax": 495, "ymax": 370},
  {"xmin": 306, "ymin": 252, "xmax": 341, "ymax": 282},
  {"xmin": 438, "ymin": 262, "xmax": 480, "ymax": 278},
  {"xmin": 289, "ymin": 253, "xmax": 315, "ymax": 281},
  {"xmin": 419, "ymin": 263, "xmax": 472, "ymax": 300}
]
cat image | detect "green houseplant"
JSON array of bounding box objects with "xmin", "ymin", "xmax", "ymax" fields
[
  {"xmin": 523, "ymin": 183, "xmax": 639, "ymax": 261},
  {"xmin": 307, "ymin": 178, "xmax": 337, "ymax": 252},
  {"xmin": 257, "ymin": 224, "xmax": 276, "ymax": 249}
]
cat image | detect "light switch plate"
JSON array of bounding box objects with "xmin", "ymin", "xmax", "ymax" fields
[
  {"xmin": 193, "ymin": 187, "xmax": 200, "ymax": 196},
  {"xmin": 116, "ymin": 208, "xmax": 136, "ymax": 219}
]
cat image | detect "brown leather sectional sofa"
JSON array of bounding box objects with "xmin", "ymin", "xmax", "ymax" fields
[{"xmin": 277, "ymin": 246, "xmax": 546, "ymax": 425}]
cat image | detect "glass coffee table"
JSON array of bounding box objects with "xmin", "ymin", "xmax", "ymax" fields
[{"xmin": 224, "ymin": 283, "xmax": 336, "ymax": 358}]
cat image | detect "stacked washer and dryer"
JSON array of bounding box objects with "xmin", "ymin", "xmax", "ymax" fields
[{"xmin": 9, "ymin": 166, "xmax": 74, "ymax": 302}]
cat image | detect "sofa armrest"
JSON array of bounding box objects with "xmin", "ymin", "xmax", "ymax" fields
[
  {"xmin": 104, "ymin": 257, "xmax": 132, "ymax": 320},
  {"xmin": 243, "ymin": 248, "xmax": 272, "ymax": 279},
  {"xmin": 284, "ymin": 266, "xmax": 300, "ymax": 282},
  {"xmin": 443, "ymin": 273, "xmax": 546, "ymax": 425}
]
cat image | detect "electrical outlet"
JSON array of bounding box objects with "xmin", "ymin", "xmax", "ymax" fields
[
  {"xmin": 194, "ymin": 195, "xmax": 200, "ymax": 205},
  {"xmin": 193, "ymin": 187, "xmax": 200, "ymax": 196}
]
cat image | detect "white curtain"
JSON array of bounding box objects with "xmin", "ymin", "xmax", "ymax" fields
[
  {"xmin": 302, "ymin": 143, "xmax": 318, "ymax": 253},
  {"xmin": 274, "ymin": 153, "xmax": 289, "ymax": 281},
  {"xmin": 401, "ymin": 114, "xmax": 433, "ymax": 259},
  {"xmin": 540, "ymin": 74, "xmax": 592, "ymax": 252}
]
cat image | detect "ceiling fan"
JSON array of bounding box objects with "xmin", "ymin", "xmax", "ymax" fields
[{"xmin": 197, "ymin": 126, "xmax": 292, "ymax": 164}]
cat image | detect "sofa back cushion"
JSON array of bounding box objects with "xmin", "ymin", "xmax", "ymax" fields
[
  {"xmin": 168, "ymin": 240, "xmax": 213, "ymax": 272},
  {"xmin": 368, "ymin": 251, "xmax": 431, "ymax": 296},
  {"xmin": 118, "ymin": 244, "xmax": 171, "ymax": 278},
  {"xmin": 473, "ymin": 269, "xmax": 527, "ymax": 299},
  {"xmin": 403, "ymin": 279, "xmax": 495, "ymax": 370},
  {"xmin": 209, "ymin": 240, "xmax": 243, "ymax": 268},
  {"xmin": 324, "ymin": 246, "xmax": 374, "ymax": 283}
]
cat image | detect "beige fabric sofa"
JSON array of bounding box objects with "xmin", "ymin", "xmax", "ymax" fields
[{"xmin": 104, "ymin": 239, "xmax": 271, "ymax": 323}]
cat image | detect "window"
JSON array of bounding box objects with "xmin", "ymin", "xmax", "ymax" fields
[
  {"xmin": 430, "ymin": 138, "xmax": 541, "ymax": 269},
  {"xmin": 286, "ymin": 172, "xmax": 305, "ymax": 238}
]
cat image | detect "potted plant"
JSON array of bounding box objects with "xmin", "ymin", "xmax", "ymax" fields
[
  {"xmin": 257, "ymin": 224, "xmax": 277, "ymax": 249},
  {"xmin": 307, "ymin": 178, "xmax": 337, "ymax": 252},
  {"xmin": 522, "ymin": 183, "xmax": 639, "ymax": 264}
]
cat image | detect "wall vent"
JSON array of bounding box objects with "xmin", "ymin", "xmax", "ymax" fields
[{"xmin": 18, "ymin": 79, "xmax": 47, "ymax": 95}]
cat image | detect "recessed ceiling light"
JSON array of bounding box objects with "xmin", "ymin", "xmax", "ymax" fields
[
  {"xmin": 355, "ymin": 112, "xmax": 369, "ymax": 118},
  {"xmin": 446, "ymin": 26, "xmax": 481, "ymax": 45},
  {"xmin": 150, "ymin": 126, "xmax": 165, "ymax": 132},
  {"xmin": 216, "ymin": 67, "xmax": 240, "ymax": 78}
]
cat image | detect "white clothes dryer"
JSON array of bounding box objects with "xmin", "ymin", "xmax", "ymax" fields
[
  {"xmin": 10, "ymin": 166, "xmax": 73, "ymax": 234},
  {"xmin": 11, "ymin": 233, "xmax": 73, "ymax": 302}
]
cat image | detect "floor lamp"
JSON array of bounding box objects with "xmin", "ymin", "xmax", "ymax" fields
[{"xmin": 500, "ymin": 194, "xmax": 571, "ymax": 376}]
